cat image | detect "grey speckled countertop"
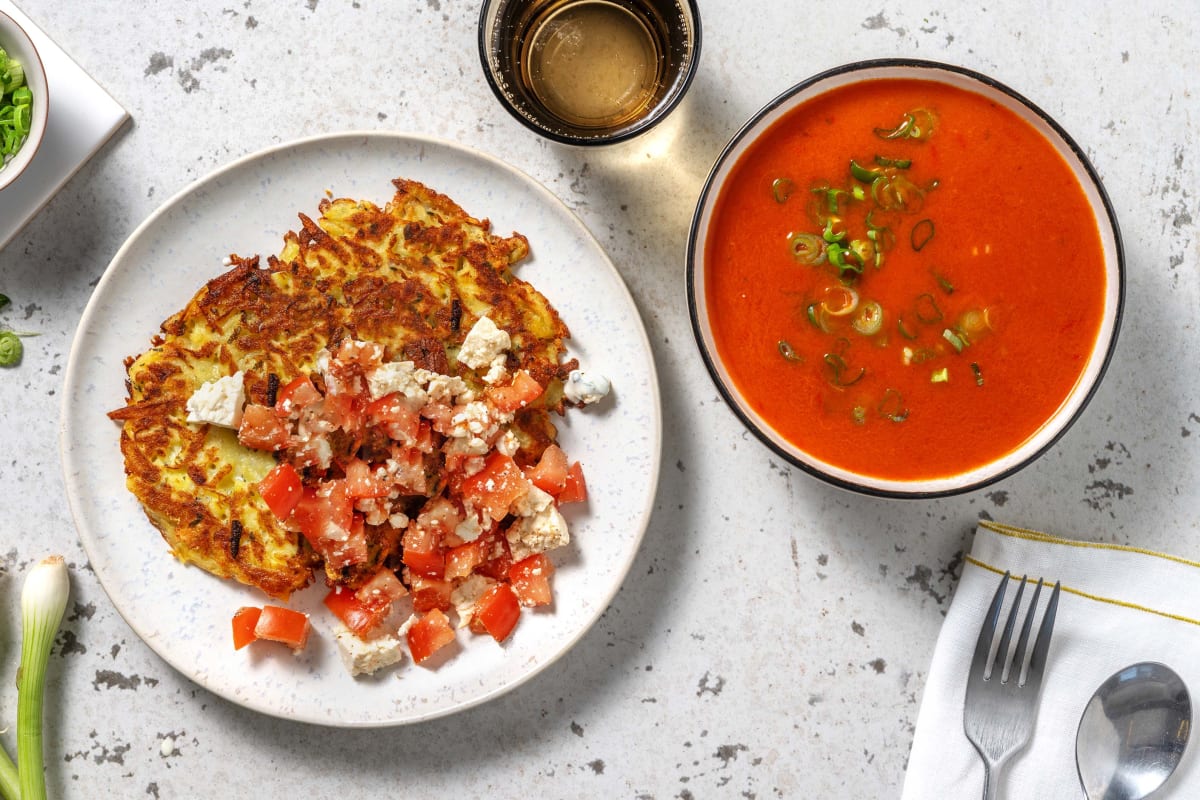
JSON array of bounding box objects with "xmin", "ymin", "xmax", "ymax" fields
[{"xmin": 1, "ymin": 1, "xmax": 1197, "ymax": 797}]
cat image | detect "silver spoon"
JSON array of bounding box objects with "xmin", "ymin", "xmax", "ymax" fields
[{"xmin": 1076, "ymin": 662, "xmax": 1191, "ymax": 799}]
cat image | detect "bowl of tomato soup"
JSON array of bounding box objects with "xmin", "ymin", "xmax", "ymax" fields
[{"xmin": 687, "ymin": 60, "xmax": 1123, "ymax": 497}]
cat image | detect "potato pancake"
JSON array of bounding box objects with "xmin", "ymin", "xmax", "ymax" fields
[{"xmin": 109, "ymin": 179, "xmax": 575, "ymax": 599}]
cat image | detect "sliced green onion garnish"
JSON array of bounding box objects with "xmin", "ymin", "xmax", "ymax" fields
[
  {"xmin": 874, "ymin": 113, "xmax": 915, "ymax": 140},
  {"xmin": 971, "ymin": 362, "xmax": 984, "ymax": 386},
  {"xmin": 874, "ymin": 155, "xmax": 912, "ymax": 169},
  {"xmin": 933, "ymin": 271, "xmax": 955, "ymax": 294},
  {"xmin": 0, "ymin": 331, "xmax": 21, "ymax": 366},
  {"xmin": 896, "ymin": 317, "xmax": 918, "ymax": 340},
  {"xmin": 914, "ymin": 293, "xmax": 943, "ymax": 324},
  {"xmin": 789, "ymin": 233, "xmax": 826, "ymax": 265},
  {"xmin": 911, "ymin": 219, "xmax": 935, "ymax": 251},
  {"xmin": 822, "ymin": 218, "xmax": 847, "ymax": 244},
  {"xmin": 930, "ymin": 367, "xmax": 949, "ymax": 383},
  {"xmin": 852, "ymin": 405, "xmax": 867, "ymax": 425},
  {"xmin": 772, "ymin": 177, "xmax": 794, "ymax": 203},
  {"xmin": 823, "ymin": 351, "xmax": 865, "ymax": 387},
  {"xmin": 821, "ymin": 285, "xmax": 859, "ymax": 317},
  {"xmin": 852, "ymin": 301, "xmax": 883, "ymax": 335},
  {"xmin": 942, "ymin": 328, "xmax": 967, "ymax": 353},
  {"xmin": 806, "ymin": 302, "xmax": 826, "ymax": 330},
  {"xmin": 850, "ymin": 159, "xmax": 881, "ymax": 183},
  {"xmin": 877, "ymin": 388, "xmax": 909, "ymax": 422},
  {"xmin": 777, "ymin": 340, "xmax": 803, "ymax": 362}
]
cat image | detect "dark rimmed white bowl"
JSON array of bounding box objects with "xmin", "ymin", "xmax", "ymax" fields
[
  {"xmin": 0, "ymin": 10, "xmax": 48, "ymax": 192},
  {"xmin": 686, "ymin": 59, "xmax": 1124, "ymax": 498}
]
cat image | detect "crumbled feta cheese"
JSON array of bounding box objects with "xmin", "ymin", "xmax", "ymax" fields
[
  {"xmin": 185, "ymin": 371, "xmax": 246, "ymax": 428},
  {"xmin": 367, "ymin": 360, "xmax": 425, "ymax": 401},
  {"xmin": 334, "ymin": 624, "xmax": 406, "ymax": 676},
  {"xmin": 512, "ymin": 484, "xmax": 553, "ymax": 518},
  {"xmin": 496, "ymin": 430, "xmax": 520, "ymax": 457},
  {"xmin": 356, "ymin": 496, "xmax": 391, "ymax": 526},
  {"xmin": 507, "ymin": 503, "xmax": 570, "ymax": 561},
  {"xmin": 483, "ymin": 355, "xmax": 508, "ymax": 385},
  {"xmin": 564, "ymin": 370, "xmax": 611, "ymax": 406},
  {"xmin": 388, "ymin": 512, "xmax": 410, "ymax": 529},
  {"xmin": 463, "ymin": 455, "xmax": 487, "ymax": 476},
  {"xmin": 425, "ymin": 373, "xmax": 471, "ymax": 405},
  {"xmin": 450, "ymin": 401, "xmax": 493, "ymax": 437},
  {"xmin": 451, "ymin": 574, "xmax": 496, "ymax": 628},
  {"xmin": 457, "ymin": 316, "xmax": 511, "ymax": 371},
  {"xmin": 398, "ymin": 613, "xmax": 419, "ymax": 638},
  {"xmin": 454, "ymin": 514, "xmax": 483, "ymax": 543}
]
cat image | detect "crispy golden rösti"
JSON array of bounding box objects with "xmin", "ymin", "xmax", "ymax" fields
[{"xmin": 109, "ymin": 179, "xmax": 574, "ymax": 599}]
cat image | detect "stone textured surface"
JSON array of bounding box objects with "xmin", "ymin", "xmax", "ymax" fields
[{"xmin": 0, "ymin": 0, "xmax": 1196, "ymax": 796}]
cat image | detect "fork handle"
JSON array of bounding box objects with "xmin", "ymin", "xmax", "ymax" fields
[{"xmin": 982, "ymin": 762, "xmax": 1002, "ymax": 800}]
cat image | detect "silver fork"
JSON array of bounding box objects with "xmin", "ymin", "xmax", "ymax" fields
[{"xmin": 963, "ymin": 571, "xmax": 1062, "ymax": 800}]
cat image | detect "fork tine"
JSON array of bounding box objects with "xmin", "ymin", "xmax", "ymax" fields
[
  {"xmin": 1011, "ymin": 579, "xmax": 1044, "ymax": 686},
  {"xmin": 992, "ymin": 575, "xmax": 1027, "ymax": 682},
  {"xmin": 1025, "ymin": 581, "xmax": 1061, "ymax": 686},
  {"xmin": 970, "ymin": 571, "xmax": 1010, "ymax": 680}
]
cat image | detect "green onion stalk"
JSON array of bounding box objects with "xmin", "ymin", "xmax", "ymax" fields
[{"xmin": 15, "ymin": 556, "xmax": 69, "ymax": 800}]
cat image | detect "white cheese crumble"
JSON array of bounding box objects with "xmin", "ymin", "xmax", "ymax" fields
[
  {"xmin": 496, "ymin": 430, "xmax": 520, "ymax": 457},
  {"xmin": 564, "ymin": 370, "xmax": 611, "ymax": 406},
  {"xmin": 454, "ymin": 514, "xmax": 483, "ymax": 543},
  {"xmin": 450, "ymin": 574, "xmax": 496, "ymax": 629},
  {"xmin": 507, "ymin": 502, "xmax": 570, "ymax": 562},
  {"xmin": 185, "ymin": 371, "xmax": 246, "ymax": 428},
  {"xmin": 333, "ymin": 623, "xmax": 406, "ymax": 676},
  {"xmin": 512, "ymin": 484, "xmax": 553, "ymax": 518},
  {"xmin": 367, "ymin": 360, "xmax": 424, "ymax": 401},
  {"xmin": 457, "ymin": 316, "xmax": 511, "ymax": 371}
]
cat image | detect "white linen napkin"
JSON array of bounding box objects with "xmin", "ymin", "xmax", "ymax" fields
[{"xmin": 903, "ymin": 520, "xmax": 1200, "ymax": 799}]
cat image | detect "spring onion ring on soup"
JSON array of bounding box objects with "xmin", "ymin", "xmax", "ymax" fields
[{"xmin": 704, "ymin": 78, "xmax": 1107, "ymax": 482}]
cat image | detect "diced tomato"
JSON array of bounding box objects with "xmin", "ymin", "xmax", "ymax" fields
[
  {"xmin": 356, "ymin": 568, "xmax": 408, "ymax": 605},
  {"xmin": 459, "ymin": 451, "xmax": 531, "ymax": 521},
  {"xmin": 232, "ymin": 606, "xmax": 262, "ymax": 650},
  {"xmin": 487, "ymin": 370, "xmax": 544, "ymax": 414},
  {"xmin": 257, "ymin": 463, "xmax": 303, "ymax": 520},
  {"xmin": 402, "ymin": 521, "xmax": 446, "ymax": 578},
  {"xmin": 527, "ymin": 444, "xmax": 569, "ymax": 495},
  {"xmin": 472, "ymin": 527, "xmax": 514, "ymax": 581},
  {"xmin": 417, "ymin": 496, "xmax": 464, "ymax": 538},
  {"xmin": 508, "ymin": 554, "xmax": 555, "ymax": 607},
  {"xmin": 292, "ymin": 481, "xmax": 352, "ymax": 541},
  {"xmin": 254, "ymin": 605, "xmax": 311, "ymax": 650},
  {"xmin": 367, "ymin": 392, "xmax": 420, "ymax": 444},
  {"xmin": 238, "ymin": 403, "xmax": 292, "ymax": 451},
  {"xmin": 408, "ymin": 573, "xmax": 453, "ymax": 612},
  {"xmin": 275, "ymin": 376, "xmax": 322, "ymax": 415},
  {"xmin": 445, "ymin": 538, "xmax": 486, "ymax": 580},
  {"xmin": 324, "ymin": 587, "xmax": 390, "ymax": 636},
  {"xmin": 324, "ymin": 515, "xmax": 369, "ymax": 570},
  {"xmin": 421, "ymin": 402, "xmax": 455, "ymax": 435},
  {"xmin": 471, "ymin": 584, "xmax": 521, "ymax": 642},
  {"xmin": 343, "ymin": 458, "xmax": 388, "ymax": 499},
  {"xmin": 334, "ymin": 339, "xmax": 384, "ymax": 369},
  {"xmin": 406, "ymin": 609, "xmax": 456, "ymax": 665},
  {"xmin": 388, "ymin": 445, "xmax": 430, "ymax": 495},
  {"xmin": 322, "ymin": 391, "xmax": 362, "ymax": 433},
  {"xmin": 558, "ymin": 461, "xmax": 588, "ymax": 504}
]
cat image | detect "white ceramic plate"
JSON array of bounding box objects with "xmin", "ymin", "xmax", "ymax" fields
[{"xmin": 60, "ymin": 132, "xmax": 662, "ymax": 727}]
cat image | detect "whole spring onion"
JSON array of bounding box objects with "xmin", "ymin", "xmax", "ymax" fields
[{"xmin": 17, "ymin": 556, "xmax": 69, "ymax": 800}]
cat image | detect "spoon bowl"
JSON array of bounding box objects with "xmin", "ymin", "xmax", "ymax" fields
[{"xmin": 1076, "ymin": 662, "xmax": 1191, "ymax": 800}]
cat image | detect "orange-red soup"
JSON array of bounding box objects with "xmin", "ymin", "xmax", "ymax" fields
[{"xmin": 705, "ymin": 78, "xmax": 1106, "ymax": 482}]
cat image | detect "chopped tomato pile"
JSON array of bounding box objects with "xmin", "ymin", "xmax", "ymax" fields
[{"xmin": 231, "ymin": 336, "xmax": 587, "ymax": 672}]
